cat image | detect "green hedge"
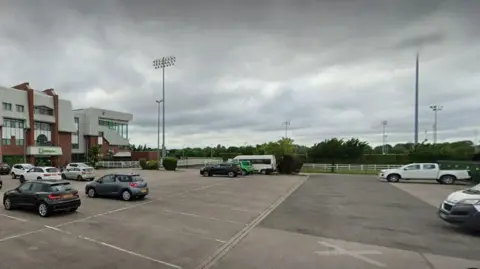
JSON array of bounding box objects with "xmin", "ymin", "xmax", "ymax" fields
[{"xmin": 162, "ymin": 157, "xmax": 178, "ymax": 171}]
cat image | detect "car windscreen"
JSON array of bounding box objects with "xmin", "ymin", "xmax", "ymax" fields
[
  {"xmin": 46, "ymin": 168, "xmax": 59, "ymax": 173},
  {"xmin": 49, "ymin": 183, "xmax": 73, "ymax": 192}
]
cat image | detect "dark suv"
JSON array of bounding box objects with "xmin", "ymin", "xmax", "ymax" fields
[
  {"xmin": 200, "ymin": 163, "xmax": 241, "ymax": 177},
  {"xmin": 0, "ymin": 163, "xmax": 10, "ymax": 175}
]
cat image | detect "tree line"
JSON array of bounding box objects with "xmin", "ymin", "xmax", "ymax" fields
[{"xmin": 129, "ymin": 138, "xmax": 480, "ymax": 164}]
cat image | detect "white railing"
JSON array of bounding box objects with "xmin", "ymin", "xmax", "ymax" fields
[{"xmin": 302, "ymin": 163, "xmax": 402, "ymax": 171}]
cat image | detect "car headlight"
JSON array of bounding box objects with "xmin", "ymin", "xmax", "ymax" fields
[{"xmin": 459, "ymin": 199, "xmax": 480, "ymax": 205}]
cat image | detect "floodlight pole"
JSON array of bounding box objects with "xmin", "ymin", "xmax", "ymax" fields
[
  {"xmin": 153, "ymin": 56, "xmax": 176, "ymax": 163},
  {"xmin": 156, "ymin": 100, "xmax": 163, "ymax": 168},
  {"xmin": 430, "ymin": 105, "xmax": 443, "ymax": 144}
]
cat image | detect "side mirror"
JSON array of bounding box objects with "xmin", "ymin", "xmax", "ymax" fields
[
  {"xmin": 97, "ymin": 180, "xmax": 103, "ymax": 184},
  {"xmin": 403, "ymin": 168, "xmax": 407, "ymax": 170}
]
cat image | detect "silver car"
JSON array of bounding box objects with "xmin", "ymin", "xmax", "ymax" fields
[
  {"xmin": 61, "ymin": 167, "xmax": 95, "ymax": 181},
  {"xmin": 85, "ymin": 173, "xmax": 148, "ymax": 201}
]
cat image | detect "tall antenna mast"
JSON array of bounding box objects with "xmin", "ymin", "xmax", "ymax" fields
[
  {"xmin": 381, "ymin": 120, "xmax": 388, "ymax": 154},
  {"xmin": 282, "ymin": 121, "xmax": 291, "ymax": 139}
]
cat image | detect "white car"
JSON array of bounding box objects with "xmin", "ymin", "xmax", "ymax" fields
[
  {"xmin": 438, "ymin": 183, "xmax": 480, "ymax": 229},
  {"xmin": 379, "ymin": 163, "xmax": 471, "ymax": 184},
  {"xmin": 61, "ymin": 166, "xmax": 95, "ymax": 181},
  {"xmin": 10, "ymin": 163, "xmax": 34, "ymax": 179},
  {"xmin": 65, "ymin": 162, "xmax": 91, "ymax": 170},
  {"xmin": 19, "ymin": 166, "xmax": 62, "ymax": 183}
]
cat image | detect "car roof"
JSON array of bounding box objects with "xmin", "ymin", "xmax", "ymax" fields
[
  {"xmin": 34, "ymin": 180, "xmax": 71, "ymax": 185},
  {"xmin": 110, "ymin": 172, "xmax": 140, "ymax": 176},
  {"xmin": 37, "ymin": 166, "xmax": 57, "ymax": 169}
]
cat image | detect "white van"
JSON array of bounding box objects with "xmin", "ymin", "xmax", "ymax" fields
[{"xmin": 233, "ymin": 155, "xmax": 276, "ymax": 174}]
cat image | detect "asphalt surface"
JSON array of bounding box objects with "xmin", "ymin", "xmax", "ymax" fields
[
  {"xmin": 259, "ymin": 174, "xmax": 480, "ymax": 259},
  {"xmin": 0, "ymin": 169, "xmax": 304, "ymax": 269},
  {"xmin": 212, "ymin": 174, "xmax": 480, "ymax": 269}
]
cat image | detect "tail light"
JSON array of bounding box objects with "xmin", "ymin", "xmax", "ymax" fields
[
  {"xmin": 44, "ymin": 174, "xmax": 52, "ymax": 177},
  {"xmin": 47, "ymin": 194, "xmax": 61, "ymax": 200},
  {"xmin": 72, "ymin": 191, "xmax": 79, "ymax": 197},
  {"xmin": 82, "ymin": 172, "xmax": 86, "ymax": 174},
  {"xmin": 129, "ymin": 182, "xmax": 137, "ymax": 187}
]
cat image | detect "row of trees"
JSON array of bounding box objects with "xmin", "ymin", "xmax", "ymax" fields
[{"xmin": 129, "ymin": 138, "xmax": 480, "ymax": 164}]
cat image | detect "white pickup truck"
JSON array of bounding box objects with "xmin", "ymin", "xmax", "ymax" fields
[{"xmin": 379, "ymin": 163, "xmax": 471, "ymax": 184}]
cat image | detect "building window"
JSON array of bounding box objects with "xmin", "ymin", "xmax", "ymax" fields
[
  {"xmin": 72, "ymin": 117, "xmax": 79, "ymax": 149},
  {"xmin": 2, "ymin": 102, "xmax": 12, "ymax": 111},
  {"xmin": 34, "ymin": 121, "xmax": 52, "ymax": 146},
  {"xmin": 98, "ymin": 118, "xmax": 129, "ymax": 139},
  {"xmin": 16, "ymin": 105, "xmax": 24, "ymax": 112},
  {"xmin": 98, "ymin": 132, "xmax": 103, "ymax": 145},
  {"xmin": 2, "ymin": 118, "xmax": 25, "ymax": 146},
  {"xmin": 34, "ymin": 106, "xmax": 53, "ymax": 116}
]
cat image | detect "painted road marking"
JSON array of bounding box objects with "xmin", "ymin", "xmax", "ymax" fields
[
  {"xmin": 0, "ymin": 213, "xmax": 28, "ymax": 222},
  {"xmin": 316, "ymin": 241, "xmax": 386, "ymax": 267},
  {"xmin": 161, "ymin": 209, "xmax": 245, "ymax": 225},
  {"xmin": 44, "ymin": 225, "xmax": 182, "ymax": 269}
]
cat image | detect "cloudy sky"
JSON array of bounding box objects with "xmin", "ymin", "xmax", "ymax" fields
[{"xmin": 1, "ymin": 0, "xmax": 479, "ymax": 148}]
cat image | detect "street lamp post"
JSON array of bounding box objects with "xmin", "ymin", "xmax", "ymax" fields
[
  {"xmin": 429, "ymin": 105, "xmax": 443, "ymax": 144},
  {"xmin": 153, "ymin": 56, "xmax": 176, "ymax": 161},
  {"xmin": 156, "ymin": 100, "xmax": 163, "ymax": 168}
]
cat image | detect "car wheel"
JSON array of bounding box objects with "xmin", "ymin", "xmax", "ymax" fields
[
  {"xmin": 228, "ymin": 171, "xmax": 235, "ymax": 178},
  {"xmin": 440, "ymin": 175, "xmax": 456, "ymax": 185},
  {"xmin": 38, "ymin": 203, "xmax": 49, "ymax": 217},
  {"xmin": 386, "ymin": 174, "xmax": 400, "ymax": 183},
  {"xmin": 61, "ymin": 174, "xmax": 66, "ymax": 179},
  {"xmin": 37, "ymin": 177, "xmax": 42, "ymax": 180},
  {"xmin": 69, "ymin": 207, "xmax": 78, "ymax": 212},
  {"xmin": 77, "ymin": 175, "xmax": 83, "ymax": 181},
  {"xmin": 121, "ymin": 190, "xmax": 132, "ymax": 201},
  {"xmin": 87, "ymin": 188, "xmax": 96, "ymax": 198},
  {"xmin": 19, "ymin": 176, "xmax": 25, "ymax": 183},
  {"xmin": 11, "ymin": 173, "xmax": 16, "ymax": 179},
  {"xmin": 4, "ymin": 198, "xmax": 13, "ymax": 210},
  {"xmin": 203, "ymin": 171, "xmax": 209, "ymax": 177}
]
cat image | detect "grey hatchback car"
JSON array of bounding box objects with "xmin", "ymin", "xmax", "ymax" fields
[{"xmin": 85, "ymin": 173, "xmax": 148, "ymax": 201}]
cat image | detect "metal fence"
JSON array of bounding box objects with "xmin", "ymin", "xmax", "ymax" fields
[{"xmin": 302, "ymin": 163, "xmax": 402, "ymax": 171}]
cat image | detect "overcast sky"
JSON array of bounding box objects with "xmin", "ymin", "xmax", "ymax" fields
[{"xmin": 1, "ymin": 0, "xmax": 479, "ymax": 148}]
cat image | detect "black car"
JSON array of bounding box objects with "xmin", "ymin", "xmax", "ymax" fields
[
  {"xmin": 0, "ymin": 163, "xmax": 10, "ymax": 175},
  {"xmin": 3, "ymin": 180, "xmax": 81, "ymax": 217},
  {"xmin": 200, "ymin": 163, "xmax": 241, "ymax": 177}
]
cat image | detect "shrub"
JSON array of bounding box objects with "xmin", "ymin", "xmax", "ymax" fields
[
  {"xmin": 139, "ymin": 159, "xmax": 147, "ymax": 169},
  {"xmin": 163, "ymin": 157, "xmax": 178, "ymax": 171},
  {"xmin": 145, "ymin": 160, "xmax": 158, "ymax": 170},
  {"xmin": 277, "ymin": 155, "xmax": 303, "ymax": 174}
]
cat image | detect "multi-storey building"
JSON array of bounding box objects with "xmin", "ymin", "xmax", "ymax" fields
[
  {"xmin": 0, "ymin": 82, "xmax": 133, "ymax": 166},
  {"xmin": 72, "ymin": 108, "xmax": 132, "ymax": 162}
]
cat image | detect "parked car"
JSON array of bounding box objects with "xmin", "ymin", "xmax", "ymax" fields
[
  {"xmin": 232, "ymin": 160, "xmax": 254, "ymax": 175},
  {"xmin": 85, "ymin": 173, "xmax": 148, "ymax": 201},
  {"xmin": 65, "ymin": 162, "xmax": 91, "ymax": 170},
  {"xmin": 3, "ymin": 180, "xmax": 81, "ymax": 217},
  {"xmin": 61, "ymin": 166, "xmax": 95, "ymax": 181},
  {"xmin": 19, "ymin": 166, "xmax": 62, "ymax": 183},
  {"xmin": 10, "ymin": 163, "xmax": 34, "ymax": 179},
  {"xmin": 438, "ymin": 183, "xmax": 480, "ymax": 230},
  {"xmin": 200, "ymin": 163, "xmax": 241, "ymax": 177},
  {"xmin": 0, "ymin": 177, "xmax": 2, "ymax": 189},
  {"xmin": 378, "ymin": 163, "xmax": 471, "ymax": 184},
  {"xmin": 0, "ymin": 163, "xmax": 10, "ymax": 175}
]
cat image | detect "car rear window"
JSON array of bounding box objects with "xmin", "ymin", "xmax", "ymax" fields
[
  {"xmin": 46, "ymin": 168, "xmax": 59, "ymax": 173},
  {"xmin": 49, "ymin": 183, "xmax": 73, "ymax": 192},
  {"xmin": 132, "ymin": 175, "xmax": 144, "ymax": 182},
  {"xmin": 82, "ymin": 168, "xmax": 93, "ymax": 172}
]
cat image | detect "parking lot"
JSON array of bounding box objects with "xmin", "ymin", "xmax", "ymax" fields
[
  {"xmin": 0, "ymin": 169, "xmax": 305, "ymax": 269},
  {"xmin": 1, "ymin": 171, "xmax": 480, "ymax": 269}
]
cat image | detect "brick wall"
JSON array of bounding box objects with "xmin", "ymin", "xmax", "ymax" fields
[
  {"xmin": 131, "ymin": 151, "xmax": 158, "ymax": 161},
  {"xmin": 58, "ymin": 132, "xmax": 72, "ymax": 166}
]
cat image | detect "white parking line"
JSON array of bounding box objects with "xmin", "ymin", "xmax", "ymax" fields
[
  {"xmin": 161, "ymin": 209, "xmax": 245, "ymax": 225},
  {"xmin": 0, "ymin": 228, "xmax": 46, "ymax": 243},
  {"xmin": 44, "ymin": 225, "xmax": 182, "ymax": 269},
  {"xmin": 0, "ymin": 213, "xmax": 28, "ymax": 222}
]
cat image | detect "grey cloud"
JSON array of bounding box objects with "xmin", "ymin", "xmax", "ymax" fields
[{"xmin": 1, "ymin": 0, "xmax": 480, "ymax": 148}]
